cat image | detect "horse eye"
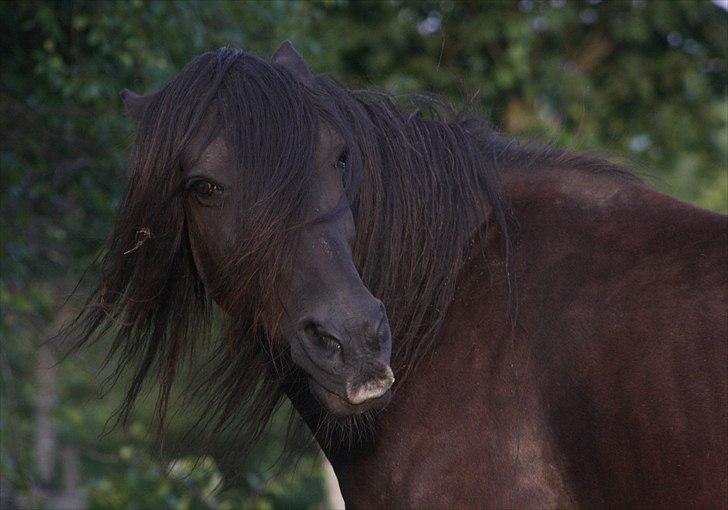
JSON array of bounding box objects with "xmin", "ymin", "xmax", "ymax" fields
[
  {"xmin": 187, "ymin": 179, "xmax": 223, "ymax": 199},
  {"xmin": 335, "ymin": 150, "xmax": 348, "ymax": 170}
]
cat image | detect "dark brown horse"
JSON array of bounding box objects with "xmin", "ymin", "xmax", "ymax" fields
[{"xmin": 69, "ymin": 43, "xmax": 727, "ymax": 508}]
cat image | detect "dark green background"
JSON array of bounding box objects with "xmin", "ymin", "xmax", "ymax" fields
[{"xmin": 2, "ymin": 1, "xmax": 726, "ymax": 508}]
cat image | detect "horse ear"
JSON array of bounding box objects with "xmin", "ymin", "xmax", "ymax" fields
[
  {"xmin": 272, "ymin": 41, "xmax": 314, "ymax": 85},
  {"xmin": 120, "ymin": 88, "xmax": 152, "ymax": 122}
]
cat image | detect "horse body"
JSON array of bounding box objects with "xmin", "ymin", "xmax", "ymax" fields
[
  {"xmin": 317, "ymin": 166, "xmax": 728, "ymax": 508},
  {"xmin": 74, "ymin": 45, "xmax": 728, "ymax": 508}
]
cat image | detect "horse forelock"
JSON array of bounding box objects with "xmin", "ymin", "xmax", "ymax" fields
[{"xmin": 66, "ymin": 48, "xmax": 329, "ymax": 460}]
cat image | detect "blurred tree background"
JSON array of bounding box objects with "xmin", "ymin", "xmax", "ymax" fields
[{"xmin": 1, "ymin": 0, "xmax": 726, "ymax": 508}]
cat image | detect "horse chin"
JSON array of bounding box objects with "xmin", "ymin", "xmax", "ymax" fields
[{"xmin": 309, "ymin": 377, "xmax": 392, "ymax": 417}]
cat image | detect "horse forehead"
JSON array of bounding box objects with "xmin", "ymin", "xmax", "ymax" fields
[
  {"xmin": 317, "ymin": 123, "xmax": 342, "ymax": 151},
  {"xmin": 183, "ymin": 135, "xmax": 229, "ymax": 171},
  {"xmin": 197, "ymin": 136, "xmax": 228, "ymax": 165},
  {"xmin": 185, "ymin": 122, "xmax": 336, "ymax": 169}
]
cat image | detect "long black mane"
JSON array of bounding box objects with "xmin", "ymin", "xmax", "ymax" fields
[{"xmin": 66, "ymin": 46, "xmax": 520, "ymax": 457}]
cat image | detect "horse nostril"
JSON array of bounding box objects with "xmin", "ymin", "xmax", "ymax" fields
[
  {"xmin": 303, "ymin": 321, "xmax": 342, "ymax": 354},
  {"xmin": 320, "ymin": 335, "xmax": 342, "ymax": 353}
]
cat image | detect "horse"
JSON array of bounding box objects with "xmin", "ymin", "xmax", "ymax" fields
[{"xmin": 69, "ymin": 42, "xmax": 727, "ymax": 508}]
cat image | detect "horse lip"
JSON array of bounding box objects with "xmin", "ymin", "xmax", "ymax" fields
[
  {"xmin": 309, "ymin": 377, "xmax": 392, "ymax": 416},
  {"xmin": 345, "ymin": 366, "xmax": 395, "ymax": 404},
  {"xmin": 295, "ymin": 336, "xmax": 394, "ymax": 410}
]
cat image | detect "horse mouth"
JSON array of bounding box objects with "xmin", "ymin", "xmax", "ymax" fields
[{"xmin": 309, "ymin": 377, "xmax": 392, "ymax": 417}]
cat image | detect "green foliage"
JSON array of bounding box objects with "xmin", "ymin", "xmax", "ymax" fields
[
  {"xmin": 86, "ymin": 443, "xmax": 323, "ymax": 510},
  {"xmin": 1, "ymin": 0, "xmax": 726, "ymax": 508}
]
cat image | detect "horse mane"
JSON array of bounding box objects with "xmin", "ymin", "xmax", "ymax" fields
[{"xmin": 64, "ymin": 46, "xmax": 635, "ymax": 459}]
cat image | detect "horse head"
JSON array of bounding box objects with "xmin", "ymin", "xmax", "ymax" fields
[{"xmin": 118, "ymin": 44, "xmax": 393, "ymax": 417}]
